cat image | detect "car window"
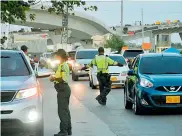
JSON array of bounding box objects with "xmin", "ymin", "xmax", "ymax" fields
[
  {"xmin": 1, "ymin": 52, "xmax": 30, "ymax": 77},
  {"xmin": 76, "ymin": 51, "xmax": 97, "ymax": 59},
  {"xmin": 140, "ymin": 56, "xmax": 182, "ymax": 74},
  {"xmin": 68, "ymin": 51, "xmax": 76, "ymax": 59},
  {"xmin": 109, "ymin": 56, "xmax": 126, "ymax": 65},
  {"xmin": 123, "ymin": 50, "xmax": 144, "ymax": 58}
]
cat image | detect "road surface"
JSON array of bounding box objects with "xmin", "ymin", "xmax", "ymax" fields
[{"xmin": 39, "ymin": 77, "xmax": 182, "ymax": 136}]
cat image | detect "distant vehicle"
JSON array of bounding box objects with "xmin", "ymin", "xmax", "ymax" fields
[
  {"xmin": 67, "ymin": 50, "xmax": 76, "ymax": 71},
  {"xmin": 124, "ymin": 53, "xmax": 182, "ymax": 115},
  {"xmin": 39, "ymin": 52, "xmax": 53, "ymax": 68},
  {"xmin": 72, "ymin": 49, "xmax": 98, "ymax": 81},
  {"xmin": 1, "ymin": 50, "xmax": 43, "ymax": 135},
  {"xmin": 122, "ymin": 49, "xmax": 144, "ymax": 65},
  {"xmin": 89, "ymin": 54, "xmax": 129, "ymax": 89}
]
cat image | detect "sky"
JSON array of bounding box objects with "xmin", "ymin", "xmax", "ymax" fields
[{"xmin": 2, "ymin": 0, "xmax": 182, "ymax": 43}]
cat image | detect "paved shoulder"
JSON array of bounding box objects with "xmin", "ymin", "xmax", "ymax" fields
[{"xmin": 71, "ymin": 95, "xmax": 116, "ymax": 136}]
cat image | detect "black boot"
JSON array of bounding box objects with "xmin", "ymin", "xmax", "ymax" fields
[
  {"xmin": 54, "ymin": 131, "xmax": 68, "ymax": 136},
  {"xmin": 67, "ymin": 129, "xmax": 72, "ymax": 135}
]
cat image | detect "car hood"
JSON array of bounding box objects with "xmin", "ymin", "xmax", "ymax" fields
[
  {"xmin": 142, "ymin": 74, "xmax": 182, "ymax": 86},
  {"xmin": 0, "ymin": 76, "xmax": 37, "ymax": 91},
  {"xmin": 76, "ymin": 59, "xmax": 92, "ymax": 65},
  {"xmin": 108, "ymin": 66, "xmax": 129, "ymax": 73}
]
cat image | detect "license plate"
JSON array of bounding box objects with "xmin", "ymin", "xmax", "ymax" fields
[
  {"xmin": 111, "ymin": 77, "xmax": 117, "ymax": 81},
  {"xmin": 166, "ymin": 96, "xmax": 180, "ymax": 103}
]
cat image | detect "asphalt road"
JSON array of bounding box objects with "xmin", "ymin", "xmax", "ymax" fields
[
  {"xmin": 40, "ymin": 77, "xmax": 182, "ymax": 136},
  {"xmin": 3, "ymin": 77, "xmax": 182, "ymax": 136}
]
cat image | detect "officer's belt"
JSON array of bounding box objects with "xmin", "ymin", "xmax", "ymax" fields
[{"xmin": 55, "ymin": 81, "xmax": 68, "ymax": 85}]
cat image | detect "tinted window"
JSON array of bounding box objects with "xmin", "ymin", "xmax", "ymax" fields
[
  {"xmin": 140, "ymin": 56, "xmax": 182, "ymax": 74},
  {"xmin": 109, "ymin": 56, "xmax": 126, "ymax": 65},
  {"xmin": 76, "ymin": 51, "xmax": 97, "ymax": 59},
  {"xmin": 45, "ymin": 53, "xmax": 52, "ymax": 58},
  {"xmin": 1, "ymin": 52, "xmax": 30, "ymax": 77},
  {"xmin": 123, "ymin": 50, "xmax": 144, "ymax": 58}
]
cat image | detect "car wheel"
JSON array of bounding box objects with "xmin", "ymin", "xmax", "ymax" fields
[
  {"xmin": 72, "ymin": 73, "xmax": 78, "ymax": 81},
  {"xmin": 92, "ymin": 84, "xmax": 97, "ymax": 89},
  {"xmin": 133, "ymin": 94, "xmax": 144, "ymax": 115},
  {"xmin": 35, "ymin": 119, "xmax": 44, "ymax": 136},
  {"xmin": 124, "ymin": 88, "xmax": 133, "ymax": 109}
]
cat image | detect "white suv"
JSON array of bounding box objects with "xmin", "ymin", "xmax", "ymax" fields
[
  {"xmin": 72, "ymin": 49, "xmax": 98, "ymax": 81},
  {"xmin": 89, "ymin": 54, "xmax": 129, "ymax": 89}
]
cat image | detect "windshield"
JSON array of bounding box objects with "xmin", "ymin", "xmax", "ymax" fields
[
  {"xmin": 1, "ymin": 52, "xmax": 30, "ymax": 77},
  {"xmin": 68, "ymin": 51, "xmax": 76, "ymax": 59},
  {"xmin": 76, "ymin": 50, "xmax": 97, "ymax": 59},
  {"xmin": 45, "ymin": 53, "xmax": 52, "ymax": 58},
  {"xmin": 140, "ymin": 56, "xmax": 182, "ymax": 74},
  {"xmin": 123, "ymin": 50, "xmax": 144, "ymax": 58},
  {"xmin": 109, "ymin": 56, "xmax": 126, "ymax": 65}
]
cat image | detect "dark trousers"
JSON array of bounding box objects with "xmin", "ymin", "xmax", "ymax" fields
[
  {"xmin": 55, "ymin": 83, "xmax": 72, "ymax": 132},
  {"xmin": 97, "ymin": 73, "xmax": 111, "ymax": 103}
]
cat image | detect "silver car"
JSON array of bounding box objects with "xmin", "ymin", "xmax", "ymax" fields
[
  {"xmin": 72, "ymin": 49, "xmax": 98, "ymax": 81},
  {"xmin": 1, "ymin": 50, "xmax": 43, "ymax": 136}
]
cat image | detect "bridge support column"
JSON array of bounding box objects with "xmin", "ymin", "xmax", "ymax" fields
[
  {"xmin": 179, "ymin": 33, "xmax": 182, "ymax": 41},
  {"xmin": 150, "ymin": 32, "xmax": 155, "ymax": 52}
]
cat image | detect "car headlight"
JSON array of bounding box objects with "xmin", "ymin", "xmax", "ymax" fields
[
  {"xmin": 140, "ymin": 78, "xmax": 153, "ymax": 88},
  {"xmin": 74, "ymin": 63, "xmax": 82, "ymax": 69},
  {"xmin": 47, "ymin": 58, "xmax": 51, "ymax": 63},
  {"xmin": 15, "ymin": 87, "xmax": 37, "ymax": 100}
]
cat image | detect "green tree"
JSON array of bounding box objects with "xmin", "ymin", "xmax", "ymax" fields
[
  {"xmin": 104, "ymin": 35, "xmax": 125, "ymax": 53},
  {"xmin": 1, "ymin": 0, "xmax": 98, "ymax": 24},
  {"xmin": 180, "ymin": 50, "xmax": 182, "ymax": 54}
]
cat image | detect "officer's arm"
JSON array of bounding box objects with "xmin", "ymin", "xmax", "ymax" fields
[
  {"xmin": 107, "ymin": 57, "xmax": 123, "ymax": 66},
  {"xmin": 87, "ymin": 58, "xmax": 96, "ymax": 68}
]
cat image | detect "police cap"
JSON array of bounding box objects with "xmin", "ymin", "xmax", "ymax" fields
[
  {"xmin": 55, "ymin": 49, "xmax": 68, "ymax": 60},
  {"xmin": 98, "ymin": 47, "xmax": 104, "ymax": 53}
]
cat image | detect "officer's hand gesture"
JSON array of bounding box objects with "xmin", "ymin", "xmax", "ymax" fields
[{"xmin": 49, "ymin": 75, "xmax": 56, "ymax": 82}]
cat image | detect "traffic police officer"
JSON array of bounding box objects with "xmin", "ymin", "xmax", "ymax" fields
[
  {"xmin": 86, "ymin": 47, "xmax": 123, "ymax": 105},
  {"xmin": 49, "ymin": 49, "xmax": 72, "ymax": 136}
]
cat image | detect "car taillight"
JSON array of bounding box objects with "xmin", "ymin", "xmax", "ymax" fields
[{"xmin": 121, "ymin": 73, "xmax": 127, "ymax": 76}]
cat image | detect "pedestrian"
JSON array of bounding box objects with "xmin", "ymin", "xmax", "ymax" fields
[
  {"xmin": 49, "ymin": 49, "xmax": 72, "ymax": 136},
  {"xmin": 83, "ymin": 47, "xmax": 123, "ymax": 105},
  {"xmin": 33, "ymin": 55, "xmax": 39, "ymax": 73},
  {"xmin": 21, "ymin": 45, "xmax": 35, "ymax": 69}
]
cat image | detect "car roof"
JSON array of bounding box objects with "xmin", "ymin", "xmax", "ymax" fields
[
  {"xmin": 0, "ymin": 49, "xmax": 23, "ymax": 54},
  {"xmin": 77, "ymin": 49, "xmax": 97, "ymax": 51},
  {"xmin": 140, "ymin": 53, "xmax": 182, "ymax": 58},
  {"xmin": 106, "ymin": 54, "xmax": 124, "ymax": 57}
]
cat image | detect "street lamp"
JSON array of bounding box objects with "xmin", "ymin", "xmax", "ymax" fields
[{"xmin": 120, "ymin": 0, "xmax": 123, "ymax": 39}]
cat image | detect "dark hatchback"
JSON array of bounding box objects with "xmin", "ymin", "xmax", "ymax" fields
[{"xmin": 124, "ymin": 53, "xmax": 182, "ymax": 115}]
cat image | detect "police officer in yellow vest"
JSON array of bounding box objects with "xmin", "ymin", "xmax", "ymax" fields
[
  {"xmin": 84, "ymin": 47, "xmax": 123, "ymax": 105},
  {"xmin": 49, "ymin": 49, "xmax": 72, "ymax": 136}
]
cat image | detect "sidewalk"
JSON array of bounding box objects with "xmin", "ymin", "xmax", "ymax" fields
[{"xmin": 70, "ymin": 95, "xmax": 116, "ymax": 136}]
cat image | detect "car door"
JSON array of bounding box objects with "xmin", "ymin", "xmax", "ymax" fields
[{"xmin": 127, "ymin": 57, "xmax": 139, "ymax": 99}]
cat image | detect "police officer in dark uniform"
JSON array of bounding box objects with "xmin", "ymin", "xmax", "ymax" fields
[
  {"xmin": 85, "ymin": 47, "xmax": 123, "ymax": 105},
  {"xmin": 49, "ymin": 49, "xmax": 72, "ymax": 136}
]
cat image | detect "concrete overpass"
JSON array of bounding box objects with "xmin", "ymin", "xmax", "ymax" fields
[{"xmin": 13, "ymin": 8, "xmax": 115, "ymax": 48}]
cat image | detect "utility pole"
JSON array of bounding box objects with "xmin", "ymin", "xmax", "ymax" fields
[
  {"xmin": 61, "ymin": 2, "xmax": 69, "ymax": 45},
  {"xmin": 120, "ymin": 0, "xmax": 123, "ymax": 39},
  {"xmin": 141, "ymin": 8, "xmax": 144, "ymax": 44}
]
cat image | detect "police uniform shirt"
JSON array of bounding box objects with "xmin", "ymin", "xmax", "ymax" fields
[
  {"xmin": 88, "ymin": 55, "xmax": 117, "ymax": 73},
  {"xmin": 55, "ymin": 62, "xmax": 70, "ymax": 83}
]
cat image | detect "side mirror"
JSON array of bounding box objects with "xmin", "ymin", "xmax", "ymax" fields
[{"xmin": 127, "ymin": 69, "xmax": 135, "ymax": 76}]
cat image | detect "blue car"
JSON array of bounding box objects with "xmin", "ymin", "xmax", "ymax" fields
[{"xmin": 124, "ymin": 53, "xmax": 182, "ymax": 115}]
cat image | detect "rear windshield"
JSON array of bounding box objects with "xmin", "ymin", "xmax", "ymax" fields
[
  {"xmin": 123, "ymin": 50, "xmax": 144, "ymax": 58},
  {"xmin": 1, "ymin": 52, "xmax": 30, "ymax": 77},
  {"xmin": 76, "ymin": 50, "xmax": 97, "ymax": 59},
  {"xmin": 109, "ymin": 56, "xmax": 126, "ymax": 65},
  {"xmin": 68, "ymin": 51, "xmax": 76, "ymax": 59},
  {"xmin": 140, "ymin": 56, "xmax": 182, "ymax": 74}
]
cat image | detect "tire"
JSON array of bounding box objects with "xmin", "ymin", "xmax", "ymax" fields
[
  {"xmin": 72, "ymin": 73, "xmax": 78, "ymax": 81},
  {"xmin": 133, "ymin": 94, "xmax": 145, "ymax": 115},
  {"xmin": 124, "ymin": 89, "xmax": 133, "ymax": 109},
  {"xmin": 35, "ymin": 119, "xmax": 44, "ymax": 136},
  {"xmin": 92, "ymin": 84, "xmax": 97, "ymax": 89}
]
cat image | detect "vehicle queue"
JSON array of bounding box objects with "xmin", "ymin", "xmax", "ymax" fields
[{"xmin": 1, "ymin": 46, "xmax": 182, "ymax": 135}]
